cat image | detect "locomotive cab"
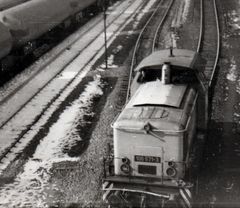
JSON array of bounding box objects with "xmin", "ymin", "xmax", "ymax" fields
[
  {"xmin": 103, "ymin": 49, "xmax": 206, "ymax": 208},
  {"xmin": 131, "ymin": 49, "xmax": 202, "ymax": 95}
]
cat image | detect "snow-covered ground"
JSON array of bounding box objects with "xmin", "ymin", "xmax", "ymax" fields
[
  {"xmin": 0, "ymin": 0, "xmax": 164, "ymax": 207},
  {"xmin": 226, "ymin": 57, "xmax": 237, "ymax": 82},
  {"xmin": 171, "ymin": 0, "xmax": 191, "ymax": 28},
  {"xmin": 164, "ymin": 0, "xmax": 192, "ymax": 48},
  {"xmin": 0, "ymin": 78, "xmax": 103, "ymax": 207},
  {"xmin": 0, "ymin": 0, "xmax": 145, "ymax": 163},
  {"xmin": 225, "ymin": 1, "xmax": 240, "ymax": 97}
]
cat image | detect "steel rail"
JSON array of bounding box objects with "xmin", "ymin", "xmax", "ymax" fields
[
  {"xmin": 0, "ymin": 0, "xmax": 144, "ymax": 166},
  {"xmin": 196, "ymin": 0, "xmax": 203, "ymax": 53},
  {"xmin": 0, "ymin": 0, "xmax": 130, "ymax": 108},
  {"xmin": 209, "ymin": 0, "xmax": 220, "ymax": 88},
  {"xmin": 0, "ymin": 0, "xmax": 140, "ymax": 129},
  {"xmin": 197, "ymin": 0, "xmax": 220, "ymax": 88},
  {"xmin": 126, "ymin": 0, "xmax": 173, "ymax": 101},
  {"xmin": 152, "ymin": 0, "xmax": 174, "ymax": 52},
  {"xmin": 128, "ymin": 0, "xmax": 164, "ymax": 80},
  {"xmin": 195, "ymin": 0, "xmax": 220, "ymax": 127}
]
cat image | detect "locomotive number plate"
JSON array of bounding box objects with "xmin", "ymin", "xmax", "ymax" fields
[{"xmin": 134, "ymin": 155, "xmax": 161, "ymax": 163}]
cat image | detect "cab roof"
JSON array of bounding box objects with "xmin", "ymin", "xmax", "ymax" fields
[
  {"xmin": 128, "ymin": 81, "xmax": 187, "ymax": 108},
  {"xmin": 134, "ymin": 49, "xmax": 202, "ymax": 72},
  {"xmin": 114, "ymin": 81, "xmax": 197, "ymax": 131}
]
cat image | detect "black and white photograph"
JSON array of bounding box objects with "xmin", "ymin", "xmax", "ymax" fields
[{"xmin": 0, "ymin": 0, "xmax": 239, "ymax": 207}]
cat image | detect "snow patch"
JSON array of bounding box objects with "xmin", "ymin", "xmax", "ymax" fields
[
  {"xmin": 132, "ymin": 0, "xmax": 157, "ymax": 29},
  {"xmin": 237, "ymin": 79, "xmax": 240, "ymax": 95},
  {"xmin": 226, "ymin": 57, "xmax": 237, "ymax": 82},
  {"xmin": 182, "ymin": 0, "xmax": 191, "ymax": 23},
  {"xmin": 234, "ymin": 112, "xmax": 240, "ymax": 118},
  {"xmin": 100, "ymin": 45, "xmax": 123, "ymax": 69},
  {"xmin": 58, "ymin": 71, "xmax": 78, "ymax": 80},
  {"xmin": 172, "ymin": 0, "xmax": 191, "ymax": 27},
  {"xmin": 226, "ymin": 9, "xmax": 240, "ymax": 34},
  {"xmin": 0, "ymin": 77, "xmax": 103, "ymax": 207}
]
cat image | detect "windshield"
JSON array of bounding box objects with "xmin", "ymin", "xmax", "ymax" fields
[{"xmin": 137, "ymin": 67, "xmax": 198, "ymax": 84}]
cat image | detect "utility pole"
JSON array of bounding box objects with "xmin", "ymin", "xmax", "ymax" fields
[{"xmin": 103, "ymin": 0, "xmax": 108, "ymax": 69}]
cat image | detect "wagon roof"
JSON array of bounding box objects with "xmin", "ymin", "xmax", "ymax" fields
[{"xmin": 134, "ymin": 49, "xmax": 202, "ymax": 72}]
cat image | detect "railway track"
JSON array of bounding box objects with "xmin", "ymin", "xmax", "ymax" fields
[
  {"xmin": 120, "ymin": 0, "xmax": 220, "ymax": 206},
  {"xmin": 0, "ymin": 2, "xmax": 106, "ymax": 86},
  {"xmin": 193, "ymin": 0, "xmax": 220, "ymax": 126},
  {"xmin": 0, "ymin": 0, "xmax": 147, "ymax": 173},
  {"xmin": 0, "ymin": 1, "xmax": 130, "ymax": 128},
  {"xmin": 197, "ymin": 0, "xmax": 220, "ymax": 88},
  {"xmin": 133, "ymin": 0, "xmax": 174, "ymax": 63},
  {"xmin": 126, "ymin": 0, "xmax": 175, "ymax": 100},
  {"xmin": 195, "ymin": 0, "xmax": 240, "ymax": 206}
]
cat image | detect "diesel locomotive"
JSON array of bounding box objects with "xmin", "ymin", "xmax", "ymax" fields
[
  {"xmin": 0, "ymin": 0, "xmax": 109, "ymax": 71},
  {"xmin": 103, "ymin": 49, "xmax": 207, "ymax": 208}
]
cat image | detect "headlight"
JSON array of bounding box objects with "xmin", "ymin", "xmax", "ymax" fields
[
  {"xmin": 122, "ymin": 157, "xmax": 130, "ymax": 164},
  {"xmin": 168, "ymin": 161, "xmax": 175, "ymax": 167},
  {"xmin": 166, "ymin": 167, "xmax": 177, "ymax": 177},
  {"xmin": 121, "ymin": 157, "xmax": 131, "ymax": 174},
  {"xmin": 166, "ymin": 161, "xmax": 177, "ymax": 177},
  {"xmin": 120, "ymin": 164, "xmax": 131, "ymax": 174}
]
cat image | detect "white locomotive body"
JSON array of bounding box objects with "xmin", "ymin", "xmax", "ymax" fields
[
  {"xmin": 114, "ymin": 81, "xmax": 197, "ymax": 180},
  {"xmin": 103, "ymin": 49, "xmax": 206, "ymax": 208}
]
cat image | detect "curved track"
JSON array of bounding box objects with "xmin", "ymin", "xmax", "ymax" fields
[
  {"xmin": 194, "ymin": 0, "xmax": 220, "ymax": 128},
  {"xmin": 197, "ymin": 0, "xmax": 220, "ymax": 88},
  {"xmin": 126, "ymin": 0, "xmax": 174, "ymax": 100},
  {"xmin": 196, "ymin": 0, "xmax": 240, "ymax": 206}
]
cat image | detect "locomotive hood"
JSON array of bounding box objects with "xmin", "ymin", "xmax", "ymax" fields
[{"xmin": 113, "ymin": 81, "xmax": 197, "ymax": 132}]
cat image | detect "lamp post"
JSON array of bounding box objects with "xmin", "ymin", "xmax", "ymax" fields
[{"xmin": 103, "ymin": 0, "xmax": 108, "ymax": 69}]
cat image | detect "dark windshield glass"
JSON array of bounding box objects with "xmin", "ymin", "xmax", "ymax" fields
[{"xmin": 137, "ymin": 68, "xmax": 198, "ymax": 84}]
